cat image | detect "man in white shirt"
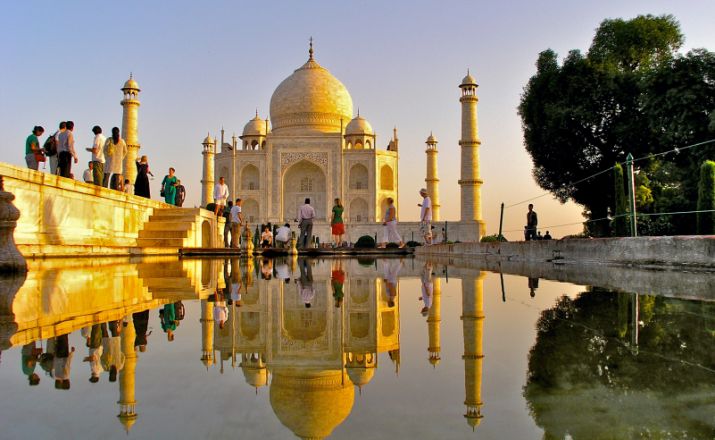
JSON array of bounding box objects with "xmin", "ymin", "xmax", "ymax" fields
[
  {"xmin": 275, "ymin": 223, "xmax": 291, "ymax": 248},
  {"xmin": 213, "ymin": 176, "xmax": 229, "ymax": 216},
  {"xmin": 418, "ymin": 188, "xmax": 433, "ymax": 245},
  {"xmin": 296, "ymin": 198, "xmax": 316, "ymax": 248},
  {"xmin": 82, "ymin": 162, "xmax": 93, "ymax": 183},
  {"xmin": 57, "ymin": 120, "xmax": 78, "ymax": 178},
  {"xmin": 229, "ymin": 198, "xmax": 243, "ymax": 248},
  {"xmin": 85, "ymin": 125, "xmax": 106, "ymax": 186}
]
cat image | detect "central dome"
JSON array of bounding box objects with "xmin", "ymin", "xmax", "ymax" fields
[{"xmin": 269, "ymin": 54, "xmax": 353, "ymax": 134}]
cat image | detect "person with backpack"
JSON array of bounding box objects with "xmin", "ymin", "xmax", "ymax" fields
[
  {"xmin": 104, "ymin": 127, "xmax": 127, "ymax": 190},
  {"xmin": 44, "ymin": 121, "xmax": 65, "ymax": 175},
  {"xmin": 57, "ymin": 120, "xmax": 78, "ymax": 178},
  {"xmin": 25, "ymin": 126, "xmax": 45, "ymax": 170}
]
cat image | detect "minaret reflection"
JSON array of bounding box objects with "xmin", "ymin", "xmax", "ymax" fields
[
  {"xmin": 462, "ymin": 271, "xmax": 486, "ymax": 430},
  {"xmin": 201, "ymin": 300, "xmax": 215, "ymax": 368},
  {"xmin": 118, "ymin": 318, "xmax": 138, "ymax": 433},
  {"xmin": 427, "ymin": 276, "xmax": 441, "ymax": 367}
]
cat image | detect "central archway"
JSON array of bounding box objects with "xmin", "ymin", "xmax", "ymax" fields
[{"xmin": 282, "ymin": 160, "xmax": 326, "ymax": 221}]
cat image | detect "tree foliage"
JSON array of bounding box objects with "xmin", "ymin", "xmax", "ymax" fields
[
  {"xmin": 519, "ymin": 14, "xmax": 715, "ymax": 236},
  {"xmin": 696, "ymin": 160, "xmax": 715, "ymax": 233},
  {"xmin": 612, "ymin": 163, "xmax": 628, "ymax": 236}
]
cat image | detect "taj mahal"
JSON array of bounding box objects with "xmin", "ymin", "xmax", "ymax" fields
[{"xmin": 199, "ymin": 41, "xmax": 485, "ymax": 242}]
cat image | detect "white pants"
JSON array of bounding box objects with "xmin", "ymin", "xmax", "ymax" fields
[
  {"xmin": 49, "ymin": 155, "xmax": 59, "ymax": 174},
  {"xmin": 383, "ymin": 220, "xmax": 402, "ymax": 243}
]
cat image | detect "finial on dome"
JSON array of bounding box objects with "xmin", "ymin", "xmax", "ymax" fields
[
  {"xmin": 130, "ymin": 72, "xmax": 133, "ymax": 79},
  {"xmin": 309, "ymin": 36, "xmax": 314, "ymax": 60},
  {"xmin": 357, "ymin": 107, "xmax": 360, "ymax": 117},
  {"xmin": 255, "ymin": 108, "xmax": 259, "ymax": 117}
]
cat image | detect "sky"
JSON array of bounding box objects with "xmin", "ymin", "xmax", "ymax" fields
[{"xmin": 2, "ymin": 1, "xmax": 714, "ymax": 240}]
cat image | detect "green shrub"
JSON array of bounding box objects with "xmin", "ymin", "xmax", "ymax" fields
[
  {"xmin": 697, "ymin": 160, "xmax": 715, "ymax": 234},
  {"xmin": 205, "ymin": 203, "xmax": 216, "ymax": 212},
  {"xmin": 612, "ymin": 163, "xmax": 629, "ymax": 236},
  {"xmin": 355, "ymin": 235, "xmax": 376, "ymax": 248},
  {"xmin": 357, "ymin": 257, "xmax": 376, "ymax": 267},
  {"xmin": 406, "ymin": 241, "xmax": 422, "ymax": 247},
  {"xmin": 385, "ymin": 242, "xmax": 399, "ymax": 249},
  {"xmin": 480, "ymin": 234, "xmax": 507, "ymax": 243}
]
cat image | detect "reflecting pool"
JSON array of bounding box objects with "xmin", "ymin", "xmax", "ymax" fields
[{"xmin": 0, "ymin": 256, "xmax": 713, "ymax": 439}]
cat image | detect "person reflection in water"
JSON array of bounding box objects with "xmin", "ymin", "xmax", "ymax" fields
[
  {"xmin": 528, "ymin": 277, "xmax": 539, "ymax": 298},
  {"xmin": 419, "ymin": 262, "xmax": 434, "ymax": 316},
  {"xmin": 82, "ymin": 324, "xmax": 104, "ymax": 383},
  {"xmin": 102, "ymin": 320, "xmax": 125, "ymax": 382},
  {"xmin": 133, "ymin": 310, "xmax": 151, "ymax": 353},
  {"xmin": 382, "ymin": 259, "xmax": 402, "ymax": 307},
  {"xmin": 331, "ymin": 260, "xmax": 345, "ymax": 308},
  {"xmin": 260, "ymin": 258, "xmax": 273, "ymax": 280},
  {"xmin": 160, "ymin": 304, "xmax": 178, "ymax": 341},
  {"xmin": 214, "ymin": 289, "xmax": 228, "ymax": 330},
  {"xmin": 53, "ymin": 334, "xmax": 74, "ymax": 390},
  {"xmin": 298, "ymin": 259, "xmax": 315, "ymax": 308},
  {"xmin": 21, "ymin": 342, "xmax": 42, "ymax": 386}
]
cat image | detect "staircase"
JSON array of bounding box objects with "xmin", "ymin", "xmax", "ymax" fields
[
  {"xmin": 137, "ymin": 260, "xmax": 203, "ymax": 300},
  {"xmin": 137, "ymin": 208, "xmax": 203, "ymax": 248}
]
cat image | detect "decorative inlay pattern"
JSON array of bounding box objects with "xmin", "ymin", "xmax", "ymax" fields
[{"xmin": 281, "ymin": 152, "xmax": 328, "ymax": 172}]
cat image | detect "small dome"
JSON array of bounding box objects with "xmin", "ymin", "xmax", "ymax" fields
[
  {"xmin": 345, "ymin": 115, "xmax": 374, "ymax": 136},
  {"xmin": 122, "ymin": 75, "xmax": 140, "ymax": 91},
  {"xmin": 241, "ymin": 365, "xmax": 269, "ymax": 388},
  {"xmin": 460, "ymin": 70, "xmax": 478, "ymax": 87},
  {"xmin": 346, "ymin": 367, "xmax": 375, "ymax": 387},
  {"xmin": 426, "ymin": 133, "xmax": 438, "ymax": 144},
  {"xmin": 202, "ymin": 134, "xmax": 215, "ymax": 144},
  {"xmin": 242, "ymin": 114, "xmax": 269, "ymax": 137}
]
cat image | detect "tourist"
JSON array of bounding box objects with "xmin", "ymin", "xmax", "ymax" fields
[
  {"xmin": 57, "ymin": 120, "xmax": 78, "ymax": 178},
  {"xmin": 261, "ymin": 225, "xmax": 273, "ymax": 248},
  {"xmin": 525, "ymin": 203, "xmax": 538, "ymax": 241},
  {"xmin": 123, "ymin": 178, "xmax": 134, "ymax": 195},
  {"xmin": 260, "ymin": 258, "xmax": 273, "ymax": 280},
  {"xmin": 296, "ymin": 198, "xmax": 315, "ymax": 249},
  {"xmin": 230, "ymin": 263, "xmax": 243, "ymax": 307},
  {"xmin": 230, "ymin": 198, "xmax": 243, "ymax": 248},
  {"xmin": 380, "ymin": 197, "xmax": 405, "ymax": 248},
  {"xmin": 275, "ymin": 258, "xmax": 291, "ymax": 282},
  {"xmin": 528, "ymin": 277, "xmax": 539, "ymax": 298},
  {"xmin": 213, "ymin": 176, "xmax": 229, "ymax": 216},
  {"xmin": 419, "ymin": 262, "xmax": 434, "ymax": 316},
  {"xmin": 82, "ymin": 324, "xmax": 103, "ymax": 383},
  {"xmin": 275, "ymin": 223, "xmax": 291, "ymax": 248},
  {"xmin": 85, "ymin": 125, "xmax": 106, "ymax": 185},
  {"xmin": 161, "ymin": 167, "xmax": 178, "ymax": 204},
  {"xmin": 21, "ymin": 342, "xmax": 42, "ymax": 386},
  {"xmin": 223, "ymin": 201, "xmax": 233, "ymax": 247},
  {"xmin": 418, "ymin": 188, "xmax": 433, "ymax": 245},
  {"xmin": 175, "ymin": 179, "xmax": 186, "ymax": 207},
  {"xmin": 53, "ymin": 334, "xmax": 74, "ymax": 390},
  {"xmin": 536, "ymin": 231, "xmax": 543, "ymax": 240},
  {"xmin": 213, "ymin": 292, "xmax": 228, "ymax": 330},
  {"xmin": 82, "ymin": 162, "xmax": 93, "ymax": 183},
  {"xmin": 25, "ymin": 126, "xmax": 44, "ymax": 170},
  {"xmin": 331, "ymin": 260, "xmax": 345, "ymax": 307},
  {"xmin": 331, "ymin": 198, "xmax": 345, "ymax": 247},
  {"xmin": 298, "ymin": 258, "xmax": 314, "ymax": 308},
  {"xmin": 45, "ymin": 121, "xmax": 64, "ymax": 174},
  {"xmin": 104, "ymin": 127, "xmax": 127, "ymax": 190},
  {"xmin": 544, "ymin": 230, "xmax": 553, "ymax": 240},
  {"xmin": 134, "ymin": 155, "xmax": 152, "ymax": 198},
  {"xmin": 382, "ymin": 259, "xmax": 402, "ymax": 307},
  {"xmin": 101, "ymin": 320, "xmax": 124, "ymax": 382},
  {"xmin": 160, "ymin": 303, "xmax": 177, "ymax": 341},
  {"xmin": 133, "ymin": 310, "xmax": 151, "ymax": 352}
]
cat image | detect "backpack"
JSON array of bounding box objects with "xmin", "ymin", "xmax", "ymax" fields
[{"xmin": 43, "ymin": 134, "xmax": 57, "ymax": 156}]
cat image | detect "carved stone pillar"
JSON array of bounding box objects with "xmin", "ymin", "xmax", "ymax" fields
[{"xmin": 0, "ymin": 177, "xmax": 27, "ymax": 272}]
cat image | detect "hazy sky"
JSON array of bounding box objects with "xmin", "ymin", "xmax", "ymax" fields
[{"xmin": 2, "ymin": 1, "xmax": 713, "ymax": 239}]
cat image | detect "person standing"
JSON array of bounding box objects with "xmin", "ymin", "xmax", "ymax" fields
[
  {"xmin": 331, "ymin": 260, "xmax": 345, "ymax": 307},
  {"xmin": 82, "ymin": 162, "xmax": 93, "ymax": 183},
  {"xmin": 160, "ymin": 303, "xmax": 177, "ymax": 341},
  {"xmin": 380, "ymin": 197, "xmax": 405, "ymax": 248},
  {"xmin": 104, "ymin": 127, "xmax": 127, "ymax": 190},
  {"xmin": 525, "ymin": 203, "xmax": 538, "ymax": 241},
  {"xmin": 275, "ymin": 223, "xmax": 291, "ymax": 248},
  {"xmin": 331, "ymin": 198, "xmax": 345, "ymax": 247},
  {"xmin": 57, "ymin": 120, "xmax": 78, "ymax": 178},
  {"xmin": 133, "ymin": 310, "xmax": 150, "ymax": 353},
  {"xmin": 53, "ymin": 333, "xmax": 74, "ymax": 390},
  {"xmin": 123, "ymin": 179, "xmax": 134, "ymax": 195},
  {"xmin": 298, "ymin": 258, "xmax": 315, "ymax": 308},
  {"xmin": 213, "ymin": 176, "xmax": 229, "ymax": 216},
  {"xmin": 46, "ymin": 121, "xmax": 65, "ymax": 175},
  {"xmin": 175, "ymin": 179, "xmax": 186, "ymax": 207},
  {"xmin": 85, "ymin": 125, "xmax": 106, "ymax": 186},
  {"xmin": 229, "ymin": 198, "xmax": 243, "ymax": 248},
  {"xmin": 419, "ymin": 262, "xmax": 434, "ymax": 316},
  {"xmin": 161, "ymin": 167, "xmax": 178, "ymax": 204},
  {"xmin": 25, "ymin": 126, "xmax": 45, "ymax": 170},
  {"xmin": 418, "ymin": 188, "xmax": 433, "ymax": 245},
  {"xmin": 223, "ymin": 201, "xmax": 233, "ymax": 247},
  {"xmin": 134, "ymin": 155, "xmax": 152, "ymax": 198},
  {"xmin": 297, "ymin": 198, "xmax": 315, "ymax": 249}
]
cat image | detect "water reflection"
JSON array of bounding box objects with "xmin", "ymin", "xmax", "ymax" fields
[{"xmin": 0, "ymin": 256, "xmax": 712, "ymax": 439}]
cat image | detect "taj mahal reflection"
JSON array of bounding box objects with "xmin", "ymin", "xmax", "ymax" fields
[{"xmin": 0, "ymin": 257, "xmax": 486, "ymax": 439}]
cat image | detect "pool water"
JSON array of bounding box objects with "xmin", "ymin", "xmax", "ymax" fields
[{"xmin": 0, "ymin": 256, "xmax": 713, "ymax": 439}]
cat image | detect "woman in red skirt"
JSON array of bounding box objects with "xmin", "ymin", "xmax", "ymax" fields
[{"xmin": 331, "ymin": 198, "xmax": 345, "ymax": 247}]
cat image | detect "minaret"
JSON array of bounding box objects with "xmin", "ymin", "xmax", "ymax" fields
[
  {"xmin": 427, "ymin": 277, "xmax": 441, "ymax": 366},
  {"xmin": 462, "ymin": 271, "xmax": 486, "ymax": 430},
  {"xmin": 459, "ymin": 70, "xmax": 485, "ymax": 240},
  {"xmin": 118, "ymin": 318, "xmax": 138, "ymax": 433},
  {"xmin": 201, "ymin": 134, "xmax": 216, "ymax": 207},
  {"xmin": 425, "ymin": 133, "xmax": 441, "ymax": 221},
  {"xmin": 121, "ymin": 74, "xmax": 141, "ymax": 185},
  {"xmin": 200, "ymin": 299, "xmax": 215, "ymax": 368}
]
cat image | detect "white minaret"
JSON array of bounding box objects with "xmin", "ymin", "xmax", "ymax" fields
[
  {"xmin": 459, "ymin": 70, "xmax": 485, "ymax": 240},
  {"xmin": 201, "ymin": 134, "xmax": 216, "ymax": 207},
  {"xmin": 425, "ymin": 133, "xmax": 441, "ymax": 221},
  {"xmin": 121, "ymin": 74, "xmax": 141, "ymax": 185}
]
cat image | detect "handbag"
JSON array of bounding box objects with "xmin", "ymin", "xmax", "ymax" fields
[
  {"xmin": 160, "ymin": 188, "xmax": 165, "ymax": 197},
  {"xmin": 34, "ymin": 150, "xmax": 46, "ymax": 163}
]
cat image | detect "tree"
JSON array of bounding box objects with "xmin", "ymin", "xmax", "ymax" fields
[
  {"xmin": 520, "ymin": 15, "xmax": 715, "ymax": 236},
  {"xmin": 612, "ymin": 163, "xmax": 628, "ymax": 236},
  {"xmin": 696, "ymin": 160, "xmax": 715, "ymax": 234}
]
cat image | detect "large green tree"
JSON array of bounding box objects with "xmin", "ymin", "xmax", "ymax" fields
[{"xmin": 519, "ymin": 15, "xmax": 715, "ymax": 236}]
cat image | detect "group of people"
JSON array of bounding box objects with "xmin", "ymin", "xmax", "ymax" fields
[{"xmin": 524, "ymin": 204, "xmax": 552, "ymax": 240}]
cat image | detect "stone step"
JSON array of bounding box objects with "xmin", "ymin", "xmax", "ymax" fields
[
  {"xmin": 151, "ymin": 208, "xmax": 204, "ymax": 217},
  {"xmin": 138, "ymin": 229, "xmax": 189, "ymax": 239},
  {"xmin": 137, "ymin": 267, "xmax": 187, "ymax": 278},
  {"xmin": 142, "ymin": 278, "xmax": 195, "ymax": 289},
  {"xmin": 142, "ymin": 221, "xmax": 194, "ymax": 231},
  {"xmin": 137, "ymin": 237, "xmax": 185, "ymax": 247}
]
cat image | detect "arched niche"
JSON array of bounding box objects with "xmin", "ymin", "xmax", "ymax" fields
[
  {"xmin": 380, "ymin": 165, "xmax": 394, "ymax": 190},
  {"xmin": 349, "ymin": 164, "xmax": 368, "ymax": 190},
  {"xmin": 282, "ymin": 160, "xmax": 326, "ymax": 221},
  {"xmin": 349, "ymin": 198, "xmax": 368, "ymax": 223},
  {"xmin": 241, "ymin": 164, "xmax": 260, "ymax": 191}
]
